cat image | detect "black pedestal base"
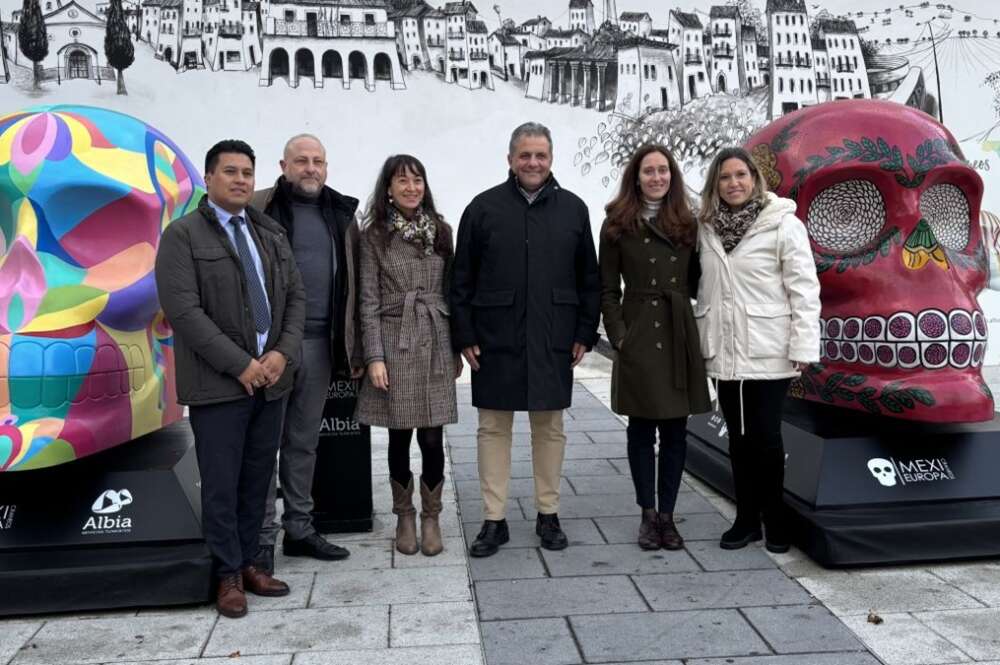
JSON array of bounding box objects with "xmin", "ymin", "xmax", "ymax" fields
[
  {"xmin": 0, "ymin": 421, "xmax": 213, "ymax": 615},
  {"xmin": 686, "ymin": 399, "xmax": 1000, "ymax": 567}
]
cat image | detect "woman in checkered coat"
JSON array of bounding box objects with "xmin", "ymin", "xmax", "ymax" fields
[{"xmin": 355, "ymin": 154, "xmax": 460, "ymax": 558}]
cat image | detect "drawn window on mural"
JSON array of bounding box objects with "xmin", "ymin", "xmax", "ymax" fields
[
  {"xmin": 807, "ymin": 180, "xmax": 886, "ymax": 253},
  {"xmin": 920, "ymin": 184, "xmax": 971, "ymax": 252}
]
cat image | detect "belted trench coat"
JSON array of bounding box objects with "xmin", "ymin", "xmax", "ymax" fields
[
  {"xmin": 599, "ymin": 217, "xmax": 712, "ymax": 419},
  {"xmin": 354, "ymin": 228, "xmax": 458, "ymax": 429}
]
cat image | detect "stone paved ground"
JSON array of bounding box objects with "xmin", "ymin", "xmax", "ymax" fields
[
  {"xmin": 2, "ymin": 353, "xmax": 1000, "ymax": 664},
  {"xmin": 450, "ymin": 375, "xmax": 878, "ymax": 665}
]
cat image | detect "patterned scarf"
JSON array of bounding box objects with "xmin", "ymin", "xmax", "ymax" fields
[
  {"xmin": 390, "ymin": 205, "xmax": 437, "ymax": 256},
  {"xmin": 712, "ymin": 199, "xmax": 764, "ymax": 253}
]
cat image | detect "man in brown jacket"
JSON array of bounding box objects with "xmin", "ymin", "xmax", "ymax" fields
[
  {"xmin": 252, "ymin": 134, "xmax": 363, "ymax": 573},
  {"xmin": 155, "ymin": 139, "xmax": 305, "ymax": 618}
]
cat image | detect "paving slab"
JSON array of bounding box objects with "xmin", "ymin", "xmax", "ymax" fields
[
  {"xmin": 203, "ymin": 606, "xmax": 387, "ymax": 657},
  {"xmin": 634, "ymin": 569, "xmax": 814, "ymax": 611},
  {"xmin": 110, "ymin": 658, "xmax": 291, "ymax": 665},
  {"xmin": 562, "ymin": 443, "xmax": 634, "ymax": 459},
  {"xmin": 840, "ymin": 612, "xmax": 973, "ymax": 665},
  {"xmin": 539, "ymin": 543, "xmax": 700, "ymax": 577},
  {"xmin": 11, "ymin": 614, "xmax": 215, "ymax": 665},
  {"xmin": 272, "ymin": 539, "xmax": 393, "ymax": 572},
  {"xmin": 796, "ymin": 570, "xmax": 985, "ymax": 616},
  {"xmin": 456, "ymin": 496, "xmax": 527, "ymax": 523},
  {"xmin": 475, "ymin": 575, "xmax": 647, "ymax": 620},
  {"xmin": 468, "ymin": 547, "xmax": 549, "ymax": 581},
  {"xmin": 309, "ymin": 565, "xmax": 471, "ymax": 608},
  {"xmin": 930, "ymin": 562, "xmax": 1000, "ymax": 607},
  {"xmin": 688, "ymin": 655, "xmax": 881, "ymax": 665},
  {"xmin": 480, "ymin": 618, "xmax": 580, "ymax": 665},
  {"xmin": 593, "ymin": 512, "xmax": 731, "ymax": 543},
  {"xmin": 293, "ymin": 645, "xmax": 485, "ymax": 665},
  {"xmin": 684, "ymin": 540, "xmax": 778, "ymax": 571},
  {"xmin": 391, "ymin": 537, "xmax": 468, "ymax": 569},
  {"xmin": 914, "ymin": 607, "xmax": 1000, "ymax": 660},
  {"xmin": 389, "ymin": 601, "xmax": 479, "ymax": 648},
  {"xmin": 0, "ymin": 622, "xmax": 41, "ymax": 665},
  {"xmin": 742, "ymin": 604, "xmax": 864, "ymax": 653},
  {"xmin": 564, "ymin": 475, "xmax": 637, "ymax": 496},
  {"xmin": 584, "ymin": 429, "xmax": 629, "ymax": 443},
  {"xmin": 563, "ymin": 418, "xmax": 625, "ymax": 432},
  {"xmin": 570, "ymin": 609, "xmax": 770, "ymax": 661},
  {"xmin": 452, "ymin": 459, "xmax": 620, "ymax": 481},
  {"xmin": 462, "ymin": 517, "xmax": 606, "ymax": 548}
]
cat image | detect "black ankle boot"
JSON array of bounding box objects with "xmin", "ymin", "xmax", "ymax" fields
[{"xmin": 720, "ymin": 520, "xmax": 762, "ymax": 550}]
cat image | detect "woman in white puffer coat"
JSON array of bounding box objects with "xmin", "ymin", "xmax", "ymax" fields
[{"xmin": 695, "ymin": 146, "xmax": 821, "ymax": 553}]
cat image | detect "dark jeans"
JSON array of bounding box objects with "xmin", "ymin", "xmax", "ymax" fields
[
  {"xmin": 717, "ymin": 378, "xmax": 791, "ymax": 529},
  {"xmin": 626, "ymin": 416, "xmax": 687, "ymax": 513},
  {"xmin": 388, "ymin": 427, "xmax": 445, "ymax": 489},
  {"xmin": 190, "ymin": 392, "xmax": 283, "ymax": 576}
]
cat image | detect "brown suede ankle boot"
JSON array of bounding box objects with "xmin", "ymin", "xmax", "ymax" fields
[
  {"xmin": 419, "ymin": 477, "xmax": 444, "ymax": 556},
  {"xmin": 391, "ymin": 477, "xmax": 418, "ymax": 555}
]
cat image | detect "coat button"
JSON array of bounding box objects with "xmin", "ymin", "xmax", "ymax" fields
[
  {"xmin": 651, "ymin": 278, "xmax": 657, "ymax": 286},
  {"xmin": 652, "ymin": 300, "xmax": 659, "ymax": 307},
  {"xmin": 656, "ymin": 342, "xmax": 663, "ymax": 349},
  {"xmin": 671, "ymin": 277, "xmax": 677, "ymax": 283},
  {"xmin": 670, "ymin": 256, "xmax": 677, "ymax": 262},
  {"xmin": 654, "ymin": 321, "xmax": 661, "ymax": 328},
  {"xmin": 650, "ymin": 257, "xmax": 657, "ymax": 263},
  {"xmin": 644, "ymin": 238, "xmax": 651, "ymax": 244}
]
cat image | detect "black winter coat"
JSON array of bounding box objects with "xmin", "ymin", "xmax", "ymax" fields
[{"xmin": 450, "ymin": 173, "xmax": 600, "ymax": 411}]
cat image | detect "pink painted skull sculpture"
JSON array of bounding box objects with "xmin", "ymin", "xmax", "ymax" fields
[{"xmin": 746, "ymin": 99, "xmax": 993, "ymax": 422}]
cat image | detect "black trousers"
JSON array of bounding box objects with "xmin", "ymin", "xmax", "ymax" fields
[
  {"xmin": 625, "ymin": 416, "xmax": 687, "ymax": 513},
  {"xmin": 190, "ymin": 392, "xmax": 283, "ymax": 576},
  {"xmin": 716, "ymin": 379, "xmax": 791, "ymax": 529}
]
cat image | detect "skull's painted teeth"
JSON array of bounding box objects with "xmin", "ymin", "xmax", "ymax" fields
[{"xmin": 821, "ymin": 308, "xmax": 986, "ymax": 368}]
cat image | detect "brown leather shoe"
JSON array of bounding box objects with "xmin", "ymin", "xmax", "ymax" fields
[
  {"xmin": 637, "ymin": 509, "xmax": 660, "ymax": 550},
  {"xmin": 659, "ymin": 512, "xmax": 685, "ymax": 550},
  {"xmin": 216, "ymin": 574, "xmax": 247, "ymax": 618},
  {"xmin": 242, "ymin": 565, "xmax": 290, "ymax": 597}
]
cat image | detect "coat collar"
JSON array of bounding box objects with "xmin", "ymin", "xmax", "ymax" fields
[
  {"xmin": 506, "ymin": 170, "xmax": 560, "ymax": 205},
  {"xmin": 701, "ymin": 192, "xmax": 796, "ymax": 258},
  {"xmin": 263, "ymin": 176, "xmax": 360, "ymax": 218}
]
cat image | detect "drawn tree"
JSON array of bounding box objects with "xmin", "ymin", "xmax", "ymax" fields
[
  {"xmin": 986, "ymin": 71, "xmax": 1000, "ymax": 120},
  {"xmin": 104, "ymin": 0, "xmax": 133, "ymax": 95},
  {"xmin": 859, "ymin": 36, "xmax": 881, "ymax": 61},
  {"xmin": 728, "ymin": 0, "xmax": 766, "ymax": 40},
  {"xmin": 17, "ymin": 0, "xmax": 48, "ymax": 90}
]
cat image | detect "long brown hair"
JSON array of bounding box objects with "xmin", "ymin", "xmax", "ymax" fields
[
  {"xmin": 698, "ymin": 146, "xmax": 769, "ymax": 224},
  {"xmin": 603, "ymin": 144, "xmax": 696, "ymax": 246},
  {"xmin": 363, "ymin": 154, "xmax": 452, "ymax": 257}
]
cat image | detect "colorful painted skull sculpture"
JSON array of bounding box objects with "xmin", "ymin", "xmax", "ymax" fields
[
  {"xmin": 0, "ymin": 105, "xmax": 204, "ymax": 471},
  {"xmin": 747, "ymin": 99, "xmax": 993, "ymax": 423}
]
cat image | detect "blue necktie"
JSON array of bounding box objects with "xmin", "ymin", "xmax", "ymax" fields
[{"xmin": 230, "ymin": 217, "xmax": 271, "ymax": 334}]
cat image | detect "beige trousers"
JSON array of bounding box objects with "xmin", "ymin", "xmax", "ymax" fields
[{"xmin": 477, "ymin": 409, "xmax": 566, "ymax": 520}]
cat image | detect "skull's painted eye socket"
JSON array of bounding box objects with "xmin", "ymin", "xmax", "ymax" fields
[
  {"xmin": 807, "ymin": 180, "xmax": 886, "ymax": 253},
  {"xmin": 920, "ymin": 183, "xmax": 970, "ymax": 252}
]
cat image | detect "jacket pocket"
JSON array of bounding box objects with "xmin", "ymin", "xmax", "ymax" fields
[
  {"xmin": 472, "ymin": 289, "xmax": 516, "ymax": 352},
  {"xmin": 192, "ymin": 245, "xmax": 241, "ymax": 329},
  {"xmin": 745, "ymin": 302, "xmax": 792, "ymax": 359},
  {"xmin": 551, "ymin": 288, "xmax": 579, "ymax": 352},
  {"xmin": 693, "ymin": 303, "xmax": 717, "ymax": 359}
]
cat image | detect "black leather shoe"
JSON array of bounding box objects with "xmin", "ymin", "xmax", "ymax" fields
[
  {"xmin": 252, "ymin": 545, "xmax": 275, "ymax": 575},
  {"xmin": 719, "ymin": 522, "xmax": 763, "ymax": 550},
  {"xmin": 536, "ymin": 513, "xmax": 569, "ymax": 551},
  {"xmin": 764, "ymin": 523, "xmax": 791, "ymax": 553},
  {"xmin": 469, "ymin": 519, "xmax": 509, "ymax": 558},
  {"xmin": 282, "ymin": 533, "xmax": 350, "ymax": 560}
]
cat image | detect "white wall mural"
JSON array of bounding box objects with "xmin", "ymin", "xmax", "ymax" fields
[{"xmin": 3, "ymin": 0, "xmax": 1000, "ymax": 369}]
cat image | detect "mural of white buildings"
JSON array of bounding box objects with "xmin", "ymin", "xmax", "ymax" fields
[
  {"xmin": 0, "ymin": 0, "xmax": 914, "ymax": 113},
  {"xmin": 258, "ymin": 0, "xmax": 404, "ymax": 89}
]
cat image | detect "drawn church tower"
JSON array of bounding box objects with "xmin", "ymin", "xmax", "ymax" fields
[{"xmin": 602, "ymin": 0, "xmax": 617, "ymax": 26}]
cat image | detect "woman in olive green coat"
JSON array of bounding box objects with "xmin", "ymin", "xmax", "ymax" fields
[{"xmin": 599, "ymin": 144, "xmax": 712, "ymax": 552}]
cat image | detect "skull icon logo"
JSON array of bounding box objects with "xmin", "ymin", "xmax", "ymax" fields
[
  {"xmin": 747, "ymin": 99, "xmax": 993, "ymax": 423},
  {"xmin": 867, "ymin": 458, "xmax": 897, "ymax": 487}
]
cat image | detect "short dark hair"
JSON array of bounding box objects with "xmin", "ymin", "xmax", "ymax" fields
[{"xmin": 205, "ymin": 139, "xmax": 256, "ymax": 173}]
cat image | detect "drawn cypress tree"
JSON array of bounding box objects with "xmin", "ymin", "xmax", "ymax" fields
[
  {"xmin": 104, "ymin": 0, "xmax": 133, "ymax": 95},
  {"xmin": 17, "ymin": 0, "xmax": 48, "ymax": 90}
]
